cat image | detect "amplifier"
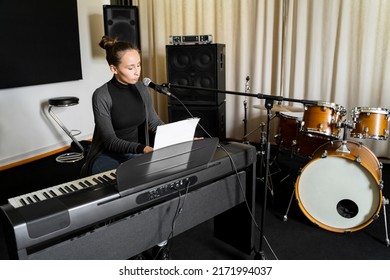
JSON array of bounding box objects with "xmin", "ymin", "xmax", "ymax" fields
[{"xmin": 169, "ymin": 34, "xmax": 213, "ymax": 45}]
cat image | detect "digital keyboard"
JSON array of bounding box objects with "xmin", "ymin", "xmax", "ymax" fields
[{"xmin": 0, "ymin": 140, "xmax": 257, "ymax": 259}]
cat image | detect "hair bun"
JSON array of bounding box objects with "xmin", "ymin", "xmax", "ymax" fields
[{"xmin": 99, "ymin": 35, "xmax": 118, "ymax": 50}]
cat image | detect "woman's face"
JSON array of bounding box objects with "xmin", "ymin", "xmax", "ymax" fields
[{"xmin": 110, "ymin": 49, "xmax": 141, "ymax": 85}]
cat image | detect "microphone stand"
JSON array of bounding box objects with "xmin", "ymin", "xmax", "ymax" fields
[
  {"xmin": 254, "ymin": 98, "xmax": 274, "ymax": 260},
  {"xmin": 165, "ymin": 83, "xmax": 317, "ymax": 259}
]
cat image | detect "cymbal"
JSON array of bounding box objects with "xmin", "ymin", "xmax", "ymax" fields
[{"xmin": 253, "ymin": 103, "xmax": 304, "ymax": 112}]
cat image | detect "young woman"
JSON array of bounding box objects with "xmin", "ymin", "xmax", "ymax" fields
[
  {"xmin": 81, "ymin": 36, "xmax": 169, "ymax": 260},
  {"xmin": 82, "ymin": 36, "xmax": 164, "ymax": 176}
]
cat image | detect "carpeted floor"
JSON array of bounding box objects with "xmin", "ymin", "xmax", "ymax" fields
[{"xmin": 1, "ymin": 142, "xmax": 390, "ymax": 260}]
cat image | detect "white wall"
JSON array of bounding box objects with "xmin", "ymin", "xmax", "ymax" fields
[{"xmin": 0, "ymin": 0, "xmax": 112, "ymax": 167}]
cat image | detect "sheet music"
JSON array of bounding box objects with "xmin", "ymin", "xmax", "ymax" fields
[{"xmin": 153, "ymin": 118, "xmax": 200, "ymax": 150}]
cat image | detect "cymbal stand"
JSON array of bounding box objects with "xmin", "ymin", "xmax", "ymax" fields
[
  {"xmin": 242, "ymin": 76, "xmax": 250, "ymax": 143},
  {"xmin": 256, "ymin": 122, "xmax": 278, "ymax": 196}
]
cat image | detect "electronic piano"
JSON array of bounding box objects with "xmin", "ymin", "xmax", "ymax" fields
[{"xmin": 0, "ymin": 139, "xmax": 257, "ymax": 259}]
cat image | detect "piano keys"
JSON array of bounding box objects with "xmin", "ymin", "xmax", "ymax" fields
[{"xmin": 8, "ymin": 169, "xmax": 117, "ymax": 208}]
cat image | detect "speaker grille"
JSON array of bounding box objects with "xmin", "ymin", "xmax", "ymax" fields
[
  {"xmin": 103, "ymin": 5, "xmax": 140, "ymax": 48},
  {"xmin": 166, "ymin": 44, "xmax": 226, "ymax": 106}
]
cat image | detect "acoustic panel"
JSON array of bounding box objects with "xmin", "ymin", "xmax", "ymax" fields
[{"xmin": 0, "ymin": 0, "xmax": 82, "ymax": 89}]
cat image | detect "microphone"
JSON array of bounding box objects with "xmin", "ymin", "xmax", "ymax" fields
[{"xmin": 143, "ymin": 77, "xmax": 172, "ymax": 96}]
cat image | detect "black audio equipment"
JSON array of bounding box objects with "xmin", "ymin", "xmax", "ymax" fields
[
  {"xmin": 166, "ymin": 44, "xmax": 226, "ymax": 106},
  {"xmin": 168, "ymin": 103, "xmax": 226, "ymax": 140},
  {"xmin": 103, "ymin": 5, "xmax": 140, "ymax": 48},
  {"xmin": 169, "ymin": 35, "xmax": 213, "ymax": 45}
]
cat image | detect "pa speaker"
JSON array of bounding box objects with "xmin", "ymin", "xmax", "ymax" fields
[
  {"xmin": 168, "ymin": 103, "xmax": 226, "ymax": 140},
  {"xmin": 166, "ymin": 44, "xmax": 226, "ymax": 106},
  {"xmin": 103, "ymin": 5, "xmax": 140, "ymax": 48}
]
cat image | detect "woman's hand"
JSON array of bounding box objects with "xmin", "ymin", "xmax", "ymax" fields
[{"xmin": 143, "ymin": 146, "xmax": 154, "ymax": 153}]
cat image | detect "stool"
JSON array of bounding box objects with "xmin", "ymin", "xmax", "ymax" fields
[{"xmin": 48, "ymin": 96, "xmax": 84, "ymax": 163}]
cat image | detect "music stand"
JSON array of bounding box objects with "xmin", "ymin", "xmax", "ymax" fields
[{"xmin": 116, "ymin": 137, "xmax": 219, "ymax": 196}]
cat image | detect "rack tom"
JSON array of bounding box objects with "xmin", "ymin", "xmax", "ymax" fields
[
  {"xmin": 350, "ymin": 107, "xmax": 390, "ymax": 140},
  {"xmin": 300, "ymin": 101, "xmax": 346, "ymax": 139}
]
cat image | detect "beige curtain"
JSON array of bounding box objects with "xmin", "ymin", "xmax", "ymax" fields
[{"xmin": 134, "ymin": 0, "xmax": 390, "ymax": 157}]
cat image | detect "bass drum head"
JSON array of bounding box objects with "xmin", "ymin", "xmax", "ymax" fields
[{"xmin": 295, "ymin": 142, "xmax": 382, "ymax": 232}]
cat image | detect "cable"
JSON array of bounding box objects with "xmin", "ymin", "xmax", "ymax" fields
[
  {"xmin": 218, "ymin": 143, "xmax": 279, "ymax": 260},
  {"xmin": 153, "ymin": 179, "xmax": 191, "ymax": 260},
  {"xmin": 168, "ymin": 180, "xmax": 191, "ymax": 239}
]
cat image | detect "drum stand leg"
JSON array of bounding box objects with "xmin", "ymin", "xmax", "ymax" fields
[
  {"xmin": 283, "ymin": 189, "xmax": 295, "ymax": 222},
  {"xmin": 382, "ymin": 196, "xmax": 390, "ymax": 246}
]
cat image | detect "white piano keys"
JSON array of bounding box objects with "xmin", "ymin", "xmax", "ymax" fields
[{"xmin": 8, "ymin": 169, "xmax": 117, "ymax": 209}]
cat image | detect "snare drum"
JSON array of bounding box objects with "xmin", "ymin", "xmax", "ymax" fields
[
  {"xmin": 295, "ymin": 140, "xmax": 383, "ymax": 233},
  {"xmin": 350, "ymin": 107, "xmax": 390, "ymax": 140},
  {"xmin": 276, "ymin": 112, "xmax": 303, "ymax": 149},
  {"xmin": 301, "ymin": 101, "xmax": 346, "ymax": 139}
]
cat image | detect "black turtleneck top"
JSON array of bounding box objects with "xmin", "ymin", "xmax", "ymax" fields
[{"xmin": 107, "ymin": 77, "xmax": 146, "ymax": 143}]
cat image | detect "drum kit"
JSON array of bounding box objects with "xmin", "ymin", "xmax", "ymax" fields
[{"xmin": 254, "ymin": 100, "xmax": 390, "ymax": 241}]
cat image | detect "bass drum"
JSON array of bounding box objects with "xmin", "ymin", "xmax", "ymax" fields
[{"xmin": 295, "ymin": 140, "xmax": 383, "ymax": 233}]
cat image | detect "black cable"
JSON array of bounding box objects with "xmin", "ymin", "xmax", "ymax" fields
[
  {"xmin": 153, "ymin": 179, "xmax": 191, "ymax": 260},
  {"xmin": 218, "ymin": 143, "xmax": 278, "ymax": 259}
]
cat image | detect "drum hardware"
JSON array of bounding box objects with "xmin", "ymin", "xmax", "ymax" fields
[
  {"xmin": 336, "ymin": 140, "xmax": 351, "ymax": 153},
  {"xmin": 283, "ymin": 188, "xmax": 295, "ymax": 222},
  {"xmin": 242, "ymin": 76, "xmax": 250, "ymax": 143},
  {"xmin": 256, "ymin": 123, "xmax": 281, "ymax": 197},
  {"xmin": 243, "ymin": 121, "xmax": 269, "ymax": 141},
  {"xmin": 382, "ymin": 197, "xmax": 390, "ymax": 246},
  {"xmin": 253, "ymin": 102, "xmax": 304, "ymax": 113},
  {"xmin": 335, "ymin": 119, "xmax": 356, "ymax": 153}
]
